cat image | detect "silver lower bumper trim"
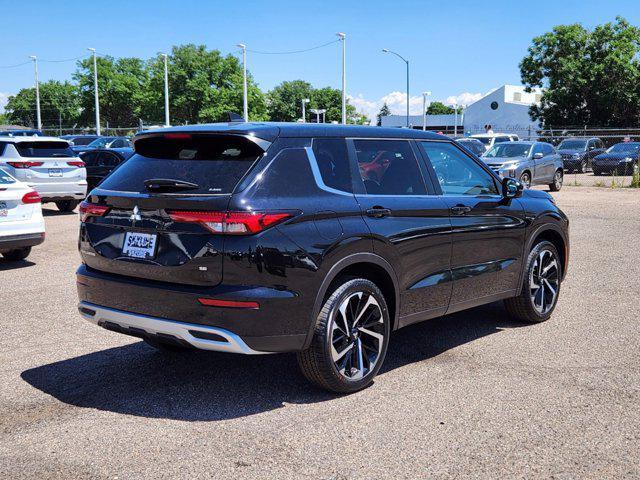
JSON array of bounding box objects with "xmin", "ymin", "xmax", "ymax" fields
[{"xmin": 78, "ymin": 301, "xmax": 267, "ymax": 355}]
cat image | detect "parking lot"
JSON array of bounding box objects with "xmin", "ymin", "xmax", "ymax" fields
[{"xmin": 1, "ymin": 186, "xmax": 639, "ymax": 479}]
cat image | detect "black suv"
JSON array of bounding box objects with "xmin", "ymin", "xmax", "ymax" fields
[
  {"xmin": 557, "ymin": 137, "xmax": 605, "ymax": 173},
  {"xmin": 76, "ymin": 123, "xmax": 569, "ymax": 393}
]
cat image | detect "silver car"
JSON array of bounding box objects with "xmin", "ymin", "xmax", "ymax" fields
[{"xmin": 481, "ymin": 141, "xmax": 564, "ymax": 191}]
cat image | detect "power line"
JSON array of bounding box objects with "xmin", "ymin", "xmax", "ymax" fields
[
  {"xmin": 40, "ymin": 54, "xmax": 90, "ymax": 63},
  {"xmin": 0, "ymin": 60, "xmax": 31, "ymax": 69},
  {"xmin": 246, "ymin": 39, "xmax": 339, "ymax": 55}
]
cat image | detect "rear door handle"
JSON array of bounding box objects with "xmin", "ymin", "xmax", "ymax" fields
[
  {"xmin": 366, "ymin": 207, "xmax": 392, "ymax": 218},
  {"xmin": 451, "ymin": 205, "xmax": 472, "ymax": 215}
]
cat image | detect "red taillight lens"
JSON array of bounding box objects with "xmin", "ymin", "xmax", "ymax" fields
[
  {"xmin": 21, "ymin": 191, "xmax": 41, "ymax": 204},
  {"xmin": 167, "ymin": 210, "xmax": 293, "ymax": 235},
  {"xmin": 67, "ymin": 161, "xmax": 85, "ymax": 167},
  {"xmin": 79, "ymin": 200, "xmax": 109, "ymax": 222},
  {"xmin": 198, "ymin": 298, "xmax": 259, "ymax": 309},
  {"xmin": 7, "ymin": 161, "xmax": 44, "ymax": 168},
  {"xmin": 164, "ymin": 133, "xmax": 192, "ymax": 140}
]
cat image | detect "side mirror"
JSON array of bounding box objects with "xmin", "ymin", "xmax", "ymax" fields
[
  {"xmin": 533, "ymin": 152, "xmax": 543, "ymax": 159},
  {"xmin": 502, "ymin": 177, "xmax": 523, "ymax": 198}
]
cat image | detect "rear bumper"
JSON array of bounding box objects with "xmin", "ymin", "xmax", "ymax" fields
[
  {"xmin": 0, "ymin": 232, "xmax": 45, "ymax": 252},
  {"xmin": 31, "ymin": 180, "xmax": 87, "ymax": 201},
  {"xmin": 79, "ymin": 301, "xmax": 268, "ymax": 354},
  {"xmin": 76, "ymin": 264, "xmax": 309, "ymax": 353}
]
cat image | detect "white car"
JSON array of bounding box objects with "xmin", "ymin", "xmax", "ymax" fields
[
  {"xmin": 0, "ymin": 136, "xmax": 87, "ymax": 212},
  {"xmin": 0, "ymin": 169, "xmax": 45, "ymax": 261},
  {"xmin": 470, "ymin": 133, "xmax": 519, "ymax": 152}
]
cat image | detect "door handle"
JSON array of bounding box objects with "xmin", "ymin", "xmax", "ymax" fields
[
  {"xmin": 365, "ymin": 207, "xmax": 392, "ymax": 218},
  {"xmin": 451, "ymin": 205, "xmax": 472, "ymax": 215}
]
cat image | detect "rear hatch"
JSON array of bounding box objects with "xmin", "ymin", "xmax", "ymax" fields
[
  {"xmin": 79, "ymin": 132, "xmax": 268, "ymax": 286},
  {"xmin": 12, "ymin": 140, "xmax": 84, "ymax": 183},
  {"xmin": 0, "ymin": 171, "xmax": 36, "ymax": 224}
]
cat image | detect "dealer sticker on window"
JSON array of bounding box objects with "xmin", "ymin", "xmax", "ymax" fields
[{"xmin": 122, "ymin": 232, "xmax": 157, "ymax": 259}]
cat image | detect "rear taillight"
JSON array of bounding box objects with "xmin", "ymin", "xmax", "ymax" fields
[
  {"xmin": 21, "ymin": 191, "xmax": 41, "ymax": 204},
  {"xmin": 198, "ymin": 298, "xmax": 259, "ymax": 309},
  {"xmin": 79, "ymin": 200, "xmax": 109, "ymax": 222},
  {"xmin": 167, "ymin": 210, "xmax": 293, "ymax": 235},
  {"xmin": 7, "ymin": 161, "xmax": 44, "ymax": 168},
  {"xmin": 67, "ymin": 161, "xmax": 85, "ymax": 167}
]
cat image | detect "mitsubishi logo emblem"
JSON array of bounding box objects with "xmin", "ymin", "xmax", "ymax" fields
[{"xmin": 130, "ymin": 206, "xmax": 142, "ymax": 222}]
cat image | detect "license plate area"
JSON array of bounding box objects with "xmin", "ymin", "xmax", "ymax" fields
[
  {"xmin": 122, "ymin": 231, "xmax": 158, "ymax": 259},
  {"xmin": 48, "ymin": 168, "xmax": 63, "ymax": 177}
]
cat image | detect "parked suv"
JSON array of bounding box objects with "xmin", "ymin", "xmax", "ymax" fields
[
  {"xmin": 482, "ymin": 141, "xmax": 564, "ymax": 191},
  {"xmin": 0, "ymin": 137, "xmax": 87, "ymax": 211},
  {"xmin": 556, "ymin": 137, "xmax": 605, "ymax": 173},
  {"xmin": 76, "ymin": 124, "xmax": 569, "ymax": 393},
  {"xmin": 470, "ymin": 133, "xmax": 519, "ymax": 152}
]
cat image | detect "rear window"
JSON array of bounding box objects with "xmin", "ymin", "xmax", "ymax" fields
[
  {"xmin": 0, "ymin": 169, "xmax": 16, "ymax": 184},
  {"xmin": 72, "ymin": 137, "xmax": 98, "ymax": 146},
  {"xmin": 98, "ymin": 134, "xmax": 264, "ymax": 195},
  {"xmin": 15, "ymin": 141, "xmax": 75, "ymax": 158}
]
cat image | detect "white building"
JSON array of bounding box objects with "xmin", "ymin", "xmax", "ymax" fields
[
  {"xmin": 462, "ymin": 85, "xmax": 542, "ymax": 136},
  {"xmin": 380, "ymin": 85, "xmax": 542, "ymax": 137}
]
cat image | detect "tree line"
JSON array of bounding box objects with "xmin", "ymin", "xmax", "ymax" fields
[{"xmin": 3, "ymin": 44, "xmax": 367, "ymax": 129}]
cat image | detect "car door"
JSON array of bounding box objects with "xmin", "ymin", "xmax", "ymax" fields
[
  {"xmin": 348, "ymin": 138, "xmax": 452, "ymax": 325},
  {"xmin": 417, "ymin": 140, "xmax": 527, "ymax": 312}
]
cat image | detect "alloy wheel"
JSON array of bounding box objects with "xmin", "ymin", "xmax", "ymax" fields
[
  {"xmin": 530, "ymin": 249, "xmax": 559, "ymax": 315},
  {"xmin": 554, "ymin": 170, "xmax": 563, "ymax": 189},
  {"xmin": 330, "ymin": 291, "xmax": 385, "ymax": 381},
  {"xmin": 520, "ymin": 172, "xmax": 531, "ymax": 189}
]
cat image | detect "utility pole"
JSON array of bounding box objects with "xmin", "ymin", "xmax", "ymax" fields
[
  {"xmin": 29, "ymin": 56, "xmax": 41, "ymax": 130},
  {"xmin": 301, "ymin": 98, "xmax": 310, "ymax": 123},
  {"xmin": 161, "ymin": 53, "xmax": 170, "ymax": 127},
  {"xmin": 336, "ymin": 33, "xmax": 346, "ymax": 124},
  {"xmin": 382, "ymin": 49, "xmax": 410, "ymax": 127},
  {"xmin": 453, "ymin": 103, "xmax": 458, "ymax": 137},
  {"xmin": 88, "ymin": 48, "xmax": 101, "ymax": 135},
  {"xmin": 422, "ymin": 91, "xmax": 431, "ymax": 131},
  {"xmin": 237, "ymin": 43, "xmax": 248, "ymax": 121}
]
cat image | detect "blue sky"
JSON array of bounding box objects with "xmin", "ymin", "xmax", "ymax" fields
[{"xmin": 1, "ymin": 0, "xmax": 639, "ymax": 119}]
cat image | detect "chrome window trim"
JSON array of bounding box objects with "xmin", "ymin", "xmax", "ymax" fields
[{"xmin": 305, "ymin": 146, "xmax": 353, "ymax": 197}]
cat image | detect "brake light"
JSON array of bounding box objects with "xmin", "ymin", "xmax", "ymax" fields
[
  {"xmin": 167, "ymin": 210, "xmax": 293, "ymax": 235},
  {"xmin": 198, "ymin": 298, "xmax": 259, "ymax": 309},
  {"xmin": 21, "ymin": 191, "xmax": 41, "ymax": 204},
  {"xmin": 79, "ymin": 201, "xmax": 109, "ymax": 221},
  {"xmin": 7, "ymin": 161, "xmax": 44, "ymax": 168},
  {"xmin": 164, "ymin": 133, "xmax": 192, "ymax": 140},
  {"xmin": 67, "ymin": 161, "xmax": 85, "ymax": 167}
]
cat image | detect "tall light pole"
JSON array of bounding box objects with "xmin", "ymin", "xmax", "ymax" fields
[
  {"xmin": 161, "ymin": 53, "xmax": 170, "ymax": 127},
  {"xmin": 88, "ymin": 48, "xmax": 100, "ymax": 135},
  {"xmin": 237, "ymin": 43, "xmax": 248, "ymax": 122},
  {"xmin": 382, "ymin": 48, "xmax": 410, "ymax": 127},
  {"xmin": 301, "ymin": 98, "xmax": 310, "ymax": 122},
  {"xmin": 422, "ymin": 91, "xmax": 432, "ymax": 131},
  {"xmin": 29, "ymin": 56, "xmax": 41, "ymax": 131},
  {"xmin": 336, "ymin": 32, "xmax": 346, "ymax": 124},
  {"xmin": 453, "ymin": 102, "xmax": 458, "ymax": 137}
]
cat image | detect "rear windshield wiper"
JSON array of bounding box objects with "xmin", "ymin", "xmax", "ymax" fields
[{"xmin": 144, "ymin": 178, "xmax": 200, "ymax": 192}]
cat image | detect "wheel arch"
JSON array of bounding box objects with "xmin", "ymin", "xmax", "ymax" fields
[
  {"xmin": 303, "ymin": 253, "xmax": 399, "ymax": 349},
  {"xmin": 520, "ymin": 224, "xmax": 569, "ymax": 292}
]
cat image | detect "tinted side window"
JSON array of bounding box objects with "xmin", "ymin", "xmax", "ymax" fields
[
  {"xmin": 542, "ymin": 144, "xmax": 555, "ymax": 155},
  {"xmin": 81, "ymin": 151, "xmax": 98, "ymax": 166},
  {"xmin": 311, "ymin": 138, "xmax": 352, "ymax": 192},
  {"xmin": 419, "ymin": 142, "xmax": 498, "ymax": 196},
  {"xmin": 532, "ymin": 144, "xmax": 544, "ymax": 156},
  {"xmin": 494, "ymin": 137, "xmax": 509, "ymax": 143},
  {"xmin": 354, "ymin": 140, "xmax": 426, "ymax": 195},
  {"xmin": 98, "ymin": 152, "xmax": 120, "ymax": 167},
  {"xmin": 0, "ymin": 142, "xmax": 7, "ymax": 155}
]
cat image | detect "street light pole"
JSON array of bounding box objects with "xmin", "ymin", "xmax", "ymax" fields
[
  {"xmin": 453, "ymin": 102, "xmax": 458, "ymax": 137},
  {"xmin": 29, "ymin": 56, "xmax": 41, "ymax": 131},
  {"xmin": 88, "ymin": 48, "xmax": 100, "ymax": 135},
  {"xmin": 422, "ymin": 91, "xmax": 431, "ymax": 131},
  {"xmin": 161, "ymin": 53, "xmax": 170, "ymax": 127},
  {"xmin": 301, "ymin": 98, "xmax": 310, "ymax": 123},
  {"xmin": 237, "ymin": 43, "xmax": 248, "ymax": 122},
  {"xmin": 336, "ymin": 32, "xmax": 346, "ymax": 124},
  {"xmin": 382, "ymin": 48, "xmax": 410, "ymax": 127}
]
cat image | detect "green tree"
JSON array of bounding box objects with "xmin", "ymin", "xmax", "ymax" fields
[
  {"xmin": 426, "ymin": 101, "xmax": 455, "ymax": 115},
  {"xmin": 376, "ymin": 102, "xmax": 391, "ymax": 126},
  {"xmin": 520, "ymin": 16, "xmax": 640, "ymax": 127},
  {"xmin": 0, "ymin": 113, "xmax": 9, "ymax": 125},
  {"xmin": 74, "ymin": 55, "xmax": 148, "ymax": 127},
  {"xmin": 267, "ymin": 80, "xmax": 314, "ymax": 122},
  {"xmin": 4, "ymin": 80, "xmax": 81, "ymax": 128},
  {"xmin": 143, "ymin": 44, "xmax": 267, "ymax": 125}
]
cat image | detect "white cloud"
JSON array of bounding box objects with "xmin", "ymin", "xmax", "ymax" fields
[
  {"xmin": 0, "ymin": 92, "xmax": 9, "ymax": 114},
  {"xmin": 349, "ymin": 90, "xmax": 483, "ymax": 120}
]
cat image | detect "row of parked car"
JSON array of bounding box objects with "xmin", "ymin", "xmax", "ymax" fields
[
  {"xmin": 456, "ymin": 133, "xmax": 640, "ymax": 191},
  {"xmin": 0, "ymin": 131, "xmax": 134, "ymax": 261}
]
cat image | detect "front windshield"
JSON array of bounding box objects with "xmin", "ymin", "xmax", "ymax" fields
[
  {"xmin": 607, "ymin": 143, "xmax": 640, "ymax": 154},
  {"xmin": 558, "ymin": 139, "xmax": 587, "ymax": 150},
  {"xmin": 484, "ymin": 143, "xmax": 531, "ymax": 158},
  {"xmin": 88, "ymin": 137, "xmax": 116, "ymax": 148}
]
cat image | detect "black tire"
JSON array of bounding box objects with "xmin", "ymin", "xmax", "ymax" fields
[
  {"xmin": 593, "ymin": 169, "xmax": 601, "ymax": 176},
  {"xmin": 143, "ymin": 337, "xmax": 192, "ymax": 353},
  {"xmin": 548, "ymin": 169, "xmax": 563, "ymax": 192},
  {"xmin": 578, "ymin": 159, "xmax": 587, "ymax": 174},
  {"xmin": 297, "ymin": 278, "xmax": 391, "ymax": 394},
  {"xmin": 1, "ymin": 247, "xmax": 31, "ymax": 261},
  {"xmin": 55, "ymin": 200, "xmax": 80, "ymax": 212},
  {"xmin": 504, "ymin": 240, "xmax": 561, "ymax": 323},
  {"xmin": 519, "ymin": 171, "xmax": 532, "ymax": 189}
]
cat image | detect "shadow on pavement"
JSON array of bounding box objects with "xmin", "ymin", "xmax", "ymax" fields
[
  {"xmin": 42, "ymin": 205, "xmax": 77, "ymax": 217},
  {"xmin": 21, "ymin": 302, "xmax": 524, "ymax": 421},
  {"xmin": 0, "ymin": 258, "xmax": 36, "ymax": 271}
]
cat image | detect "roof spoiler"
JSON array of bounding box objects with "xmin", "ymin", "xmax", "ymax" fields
[{"xmin": 226, "ymin": 112, "xmax": 245, "ymax": 122}]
